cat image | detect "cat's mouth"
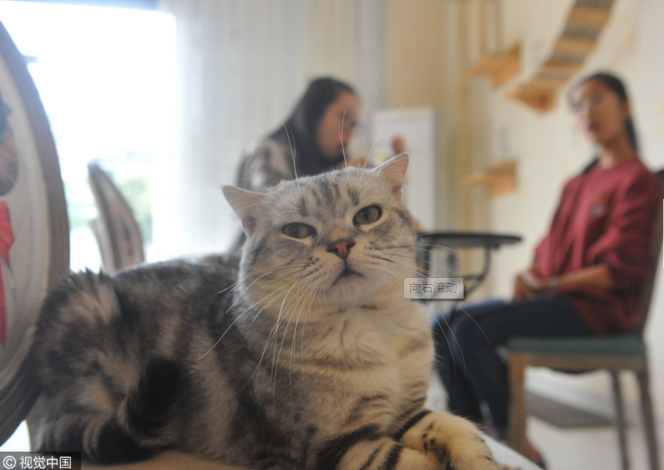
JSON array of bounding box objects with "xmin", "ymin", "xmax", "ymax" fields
[{"xmin": 332, "ymin": 266, "xmax": 365, "ymax": 286}]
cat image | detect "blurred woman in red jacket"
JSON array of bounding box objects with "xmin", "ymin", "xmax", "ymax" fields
[{"xmin": 433, "ymin": 72, "xmax": 661, "ymax": 465}]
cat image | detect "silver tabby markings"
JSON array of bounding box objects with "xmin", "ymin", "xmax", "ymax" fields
[{"xmin": 33, "ymin": 156, "xmax": 519, "ymax": 470}]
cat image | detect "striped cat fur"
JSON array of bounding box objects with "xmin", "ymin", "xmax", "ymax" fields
[{"xmin": 33, "ymin": 156, "xmax": 519, "ymax": 469}]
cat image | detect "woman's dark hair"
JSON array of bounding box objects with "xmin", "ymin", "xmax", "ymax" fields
[
  {"xmin": 270, "ymin": 77, "xmax": 356, "ymax": 177},
  {"xmin": 570, "ymin": 72, "xmax": 639, "ymax": 153}
]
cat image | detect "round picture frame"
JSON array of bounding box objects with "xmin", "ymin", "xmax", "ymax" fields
[{"xmin": 0, "ymin": 19, "xmax": 69, "ymax": 445}]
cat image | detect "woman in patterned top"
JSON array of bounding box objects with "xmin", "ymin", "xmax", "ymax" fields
[
  {"xmin": 236, "ymin": 77, "xmax": 362, "ymax": 194},
  {"xmin": 433, "ymin": 72, "xmax": 661, "ymax": 466}
]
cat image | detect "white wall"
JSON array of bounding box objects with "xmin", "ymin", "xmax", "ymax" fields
[
  {"xmin": 153, "ymin": 0, "xmax": 387, "ymax": 259},
  {"xmin": 464, "ymin": 0, "xmax": 664, "ymax": 419}
]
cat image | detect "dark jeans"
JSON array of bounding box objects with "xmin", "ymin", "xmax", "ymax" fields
[{"xmin": 432, "ymin": 295, "xmax": 592, "ymax": 428}]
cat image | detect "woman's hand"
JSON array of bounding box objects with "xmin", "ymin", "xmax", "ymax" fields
[
  {"xmin": 520, "ymin": 270, "xmax": 550, "ymax": 291},
  {"xmin": 513, "ymin": 266, "xmax": 550, "ymax": 299},
  {"xmin": 513, "ymin": 272, "xmax": 536, "ymax": 299},
  {"xmin": 391, "ymin": 136, "xmax": 405, "ymax": 156},
  {"xmin": 513, "ymin": 264, "xmax": 614, "ymax": 300}
]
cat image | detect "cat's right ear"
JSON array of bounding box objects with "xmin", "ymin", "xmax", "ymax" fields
[
  {"xmin": 372, "ymin": 154, "xmax": 409, "ymax": 201},
  {"xmin": 222, "ymin": 186, "xmax": 265, "ymax": 235}
]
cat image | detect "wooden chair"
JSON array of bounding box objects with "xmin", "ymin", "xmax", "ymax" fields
[
  {"xmin": 88, "ymin": 162, "xmax": 145, "ymax": 273},
  {"xmin": 507, "ymin": 169, "xmax": 664, "ymax": 470}
]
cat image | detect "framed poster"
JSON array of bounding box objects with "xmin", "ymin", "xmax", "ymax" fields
[{"xmin": 0, "ymin": 20, "xmax": 69, "ymax": 445}]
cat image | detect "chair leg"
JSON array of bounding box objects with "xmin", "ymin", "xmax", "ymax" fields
[
  {"xmin": 636, "ymin": 370, "xmax": 661, "ymax": 470},
  {"xmin": 508, "ymin": 354, "xmax": 528, "ymax": 455},
  {"xmin": 611, "ymin": 371, "xmax": 630, "ymax": 470}
]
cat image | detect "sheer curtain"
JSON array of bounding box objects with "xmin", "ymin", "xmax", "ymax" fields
[{"xmin": 152, "ymin": 0, "xmax": 386, "ymax": 260}]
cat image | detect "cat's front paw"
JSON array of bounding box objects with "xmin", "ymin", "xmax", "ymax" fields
[{"xmin": 399, "ymin": 412, "xmax": 504, "ymax": 470}]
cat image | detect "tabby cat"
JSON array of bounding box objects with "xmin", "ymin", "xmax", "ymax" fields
[{"xmin": 33, "ymin": 156, "xmax": 516, "ymax": 469}]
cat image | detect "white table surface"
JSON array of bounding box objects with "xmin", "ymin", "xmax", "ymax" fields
[
  {"xmin": 85, "ymin": 377, "xmax": 542, "ymax": 469},
  {"xmin": 84, "ymin": 437, "xmax": 542, "ymax": 470}
]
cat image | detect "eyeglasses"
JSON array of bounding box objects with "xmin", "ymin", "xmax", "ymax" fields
[
  {"xmin": 337, "ymin": 113, "xmax": 358, "ymax": 132},
  {"xmin": 571, "ymin": 93, "xmax": 616, "ymax": 113}
]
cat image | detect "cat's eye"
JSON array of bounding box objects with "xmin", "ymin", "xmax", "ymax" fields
[
  {"xmin": 282, "ymin": 223, "xmax": 315, "ymax": 239},
  {"xmin": 353, "ymin": 206, "xmax": 382, "ymax": 225}
]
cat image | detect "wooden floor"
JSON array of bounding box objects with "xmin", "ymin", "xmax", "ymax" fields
[
  {"xmin": 425, "ymin": 377, "xmax": 664, "ymax": 470},
  {"xmin": 530, "ymin": 416, "xmax": 664, "ymax": 470},
  {"xmin": 526, "ymin": 392, "xmax": 613, "ymax": 428}
]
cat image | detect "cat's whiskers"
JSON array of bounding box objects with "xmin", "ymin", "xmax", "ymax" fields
[
  {"xmin": 219, "ymin": 263, "xmax": 308, "ymax": 295},
  {"xmin": 254, "ymin": 272, "xmax": 310, "ymax": 353},
  {"xmin": 376, "ymin": 242, "xmax": 464, "ymax": 255},
  {"xmin": 300, "ymin": 277, "xmax": 326, "ymax": 360},
  {"xmin": 371, "ymin": 263, "xmax": 410, "ymax": 289},
  {"xmin": 200, "ymin": 274, "xmax": 306, "ymax": 360},
  {"xmin": 289, "ymin": 276, "xmax": 322, "ymax": 401},
  {"xmin": 432, "ymin": 315, "xmax": 462, "ymax": 375},
  {"xmin": 369, "ymin": 253, "xmax": 430, "ymax": 278},
  {"xmin": 282, "ymin": 120, "xmax": 301, "ymax": 192},
  {"xmin": 371, "ymin": 253, "xmax": 459, "ymax": 282},
  {"xmin": 373, "ymin": 248, "xmax": 465, "ymax": 279},
  {"xmin": 375, "ymin": 250, "xmax": 463, "ymax": 279},
  {"xmin": 363, "ymin": 256, "xmax": 406, "ymax": 280},
  {"xmin": 274, "ymin": 276, "xmax": 323, "ymax": 399},
  {"xmin": 280, "ymin": 273, "xmax": 318, "ymax": 355},
  {"xmin": 269, "ymin": 274, "xmax": 324, "ymax": 401},
  {"xmin": 242, "ymin": 275, "xmax": 311, "ymax": 390},
  {"xmin": 270, "ymin": 276, "xmax": 307, "ymax": 391},
  {"xmin": 372, "ymin": 267, "xmax": 401, "ymax": 291},
  {"xmin": 278, "ymin": 278, "xmax": 313, "ymax": 394},
  {"xmin": 226, "ymin": 264, "xmax": 305, "ymax": 314},
  {"xmin": 249, "ymin": 273, "xmax": 313, "ymax": 323},
  {"xmin": 372, "ymin": 254, "xmax": 492, "ymax": 350},
  {"xmin": 364, "ymin": 105, "xmax": 403, "ymax": 174},
  {"xmin": 340, "ymin": 111, "xmax": 348, "ymax": 167},
  {"xmin": 260, "ymin": 265, "xmax": 311, "ymax": 287},
  {"xmin": 450, "ymin": 301, "xmax": 492, "ymax": 345},
  {"xmin": 374, "ymin": 246, "xmax": 463, "ymax": 278},
  {"xmin": 370, "ymin": 254, "xmax": 398, "ymax": 264},
  {"xmin": 376, "ymin": 261, "xmax": 408, "ymax": 281},
  {"xmin": 202, "ymin": 265, "xmax": 309, "ymax": 360}
]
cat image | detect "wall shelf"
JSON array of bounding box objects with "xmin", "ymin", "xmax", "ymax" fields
[
  {"xmin": 540, "ymin": 59, "xmax": 584, "ymax": 75},
  {"xmin": 461, "ymin": 160, "xmax": 517, "ymax": 197},
  {"xmin": 553, "ymin": 36, "xmax": 598, "ymax": 56},
  {"xmin": 505, "ymin": 0, "xmax": 616, "ymax": 112},
  {"xmin": 504, "ymin": 85, "xmax": 556, "ymax": 112},
  {"xmin": 566, "ymin": 5, "xmax": 612, "ymax": 30},
  {"xmin": 469, "ymin": 44, "xmax": 521, "ymax": 88}
]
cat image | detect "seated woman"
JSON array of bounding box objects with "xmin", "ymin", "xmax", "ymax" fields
[
  {"xmin": 230, "ymin": 77, "xmax": 364, "ymax": 253},
  {"xmin": 232, "ymin": 76, "xmax": 406, "ymax": 250},
  {"xmin": 235, "ymin": 76, "xmax": 366, "ymax": 192},
  {"xmin": 432, "ymin": 72, "xmax": 661, "ymax": 465}
]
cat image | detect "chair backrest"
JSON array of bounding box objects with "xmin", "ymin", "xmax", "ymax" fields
[
  {"xmin": 88, "ymin": 162, "xmax": 145, "ymax": 274},
  {"xmin": 635, "ymin": 168, "xmax": 664, "ymax": 335}
]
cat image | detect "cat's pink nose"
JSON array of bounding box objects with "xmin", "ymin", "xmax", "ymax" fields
[{"xmin": 327, "ymin": 240, "xmax": 355, "ymax": 259}]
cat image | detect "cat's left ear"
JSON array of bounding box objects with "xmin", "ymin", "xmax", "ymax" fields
[
  {"xmin": 222, "ymin": 186, "xmax": 265, "ymax": 235},
  {"xmin": 373, "ymin": 155, "xmax": 409, "ymax": 200}
]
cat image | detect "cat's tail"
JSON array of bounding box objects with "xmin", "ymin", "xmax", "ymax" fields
[{"xmin": 34, "ymin": 271, "xmax": 188, "ymax": 463}]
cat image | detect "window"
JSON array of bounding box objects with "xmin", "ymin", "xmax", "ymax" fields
[
  {"xmin": 0, "ymin": 1, "xmax": 175, "ymax": 271},
  {"xmin": 0, "ymin": 1, "xmax": 175, "ymax": 450}
]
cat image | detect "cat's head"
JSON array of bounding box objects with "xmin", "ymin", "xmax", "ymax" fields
[{"xmin": 223, "ymin": 156, "xmax": 416, "ymax": 317}]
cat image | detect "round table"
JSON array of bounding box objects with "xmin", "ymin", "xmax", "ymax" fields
[{"xmin": 416, "ymin": 231, "xmax": 522, "ymax": 297}]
